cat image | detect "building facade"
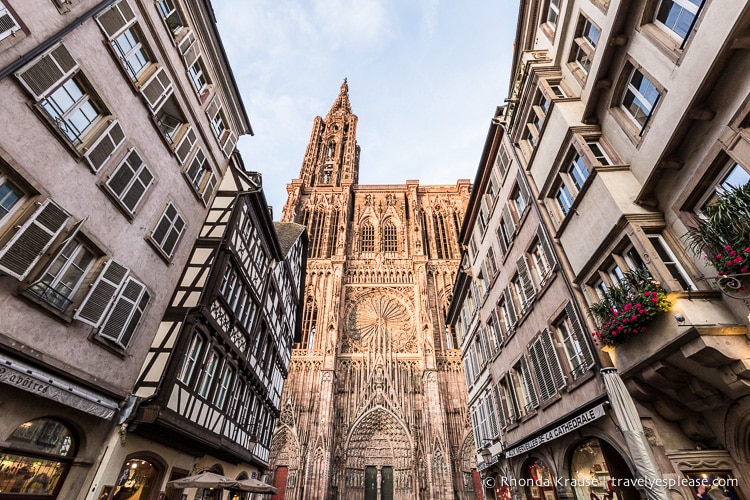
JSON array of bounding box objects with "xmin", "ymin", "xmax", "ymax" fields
[
  {"xmin": 0, "ymin": 0, "xmax": 250, "ymax": 498},
  {"xmin": 455, "ymin": 0, "xmax": 750, "ymax": 499},
  {"xmin": 268, "ymin": 81, "xmax": 478, "ymax": 500},
  {"xmin": 81, "ymin": 161, "xmax": 307, "ymax": 500}
]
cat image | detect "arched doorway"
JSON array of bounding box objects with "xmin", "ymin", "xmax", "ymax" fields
[
  {"xmin": 569, "ymin": 438, "xmax": 639, "ymax": 500},
  {"xmin": 194, "ymin": 464, "xmax": 224, "ymax": 500},
  {"xmin": 344, "ymin": 407, "xmax": 413, "ymax": 500},
  {"xmin": 0, "ymin": 417, "xmax": 77, "ymax": 497},
  {"xmin": 109, "ymin": 453, "xmax": 167, "ymax": 500},
  {"xmin": 524, "ymin": 458, "xmax": 557, "ymax": 500}
]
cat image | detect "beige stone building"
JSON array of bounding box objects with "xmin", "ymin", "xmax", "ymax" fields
[
  {"xmin": 453, "ymin": 0, "xmax": 750, "ymax": 499},
  {"xmin": 0, "ymin": 0, "xmax": 250, "ymax": 498},
  {"xmin": 268, "ymin": 81, "xmax": 478, "ymax": 499}
]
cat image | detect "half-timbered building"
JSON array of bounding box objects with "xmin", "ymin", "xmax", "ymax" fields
[
  {"xmin": 0, "ymin": 0, "xmax": 250, "ymax": 498},
  {"xmin": 84, "ymin": 159, "xmax": 307, "ymax": 497}
]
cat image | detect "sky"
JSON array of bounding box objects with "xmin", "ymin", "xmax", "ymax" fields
[{"xmin": 212, "ymin": 0, "xmax": 521, "ymax": 215}]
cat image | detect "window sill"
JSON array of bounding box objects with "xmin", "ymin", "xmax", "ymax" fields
[
  {"xmin": 565, "ymin": 367, "xmax": 595, "ymax": 392},
  {"xmin": 639, "ymin": 24, "xmax": 683, "ymax": 65},
  {"xmin": 609, "ymin": 106, "xmax": 650, "ymax": 147},
  {"xmin": 88, "ymin": 333, "xmax": 128, "ymax": 359},
  {"xmin": 17, "ymin": 289, "xmax": 74, "ymax": 324},
  {"xmin": 539, "ymin": 392, "xmax": 562, "ymax": 411}
]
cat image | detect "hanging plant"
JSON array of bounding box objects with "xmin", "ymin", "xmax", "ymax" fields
[
  {"xmin": 684, "ymin": 182, "xmax": 750, "ymax": 277},
  {"xmin": 590, "ymin": 267, "xmax": 671, "ymax": 347}
]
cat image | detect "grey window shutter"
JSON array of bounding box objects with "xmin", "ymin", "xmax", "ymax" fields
[
  {"xmin": 516, "ymin": 255, "xmax": 536, "ymax": 302},
  {"xmin": 99, "ymin": 276, "xmax": 149, "ymax": 347},
  {"xmin": 16, "ymin": 44, "xmax": 78, "ymax": 100},
  {"xmin": 492, "ymin": 383, "xmax": 506, "ymax": 429},
  {"xmin": 174, "ymin": 126, "xmax": 197, "ymax": 164},
  {"xmin": 139, "ymin": 66, "xmax": 173, "ymax": 111},
  {"xmin": 504, "ymin": 286, "xmax": 517, "ymax": 326},
  {"xmin": 541, "ymin": 328, "xmax": 566, "ymax": 390},
  {"xmin": 95, "ymin": 0, "xmax": 136, "ymax": 40},
  {"xmin": 221, "ymin": 131, "xmax": 237, "ymax": 158},
  {"xmin": 0, "ymin": 200, "xmax": 70, "ymax": 280},
  {"xmin": 503, "ymin": 375, "xmax": 517, "ymax": 423},
  {"xmin": 529, "ymin": 338, "xmax": 552, "ymax": 401},
  {"xmin": 486, "ymin": 394, "xmax": 499, "ymax": 438},
  {"xmin": 538, "ymin": 225, "xmax": 557, "ymax": 269},
  {"xmin": 74, "ymin": 259, "xmax": 129, "ymax": 326},
  {"xmin": 565, "ymin": 301, "xmax": 595, "ymax": 368},
  {"xmin": 501, "ymin": 203, "xmax": 515, "ymax": 241},
  {"xmin": 84, "ymin": 120, "xmax": 125, "ymax": 172},
  {"xmin": 517, "ymin": 169, "xmax": 531, "ymax": 205},
  {"xmin": 521, "ymin": 356, "xmax": 539, "ymax": 409}
]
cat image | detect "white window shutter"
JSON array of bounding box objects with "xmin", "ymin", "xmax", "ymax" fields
[
  {"xmin": 221, "ymin": 131, "xmax": 237, "ymax": 158},
  {"xmin": 205, "ymin": 94, "xmax": 220, "ymax": 121},
  {"xmin": 201, "ymin": 171, "xmax": 217, "ymax": 205},
  {"xmin": 84, "ymin": 120, "xmax": 125, "ymax": 172},
  {"xmin": 16, "ymin": 44, "xmax": 78, "ymax": 100},
  {"xmin": 493, "ymin": 384, "xmax": 506, "ymax": 429},
  {"xmin": 517, "ymin": 170, "xmax": 531, "ymax": 205},
  {"xmin": 178, "ymin": 29, "xmax": 200, "ymax": 67},
  {"xmin": 174, "ymin": 126, "xmax": 196, "ymax": 164},
  {"xmin": 95, "ymin": 0, "xmax": 136, "ymax": 40},
  {"xmin": 565, "ymin": 301, "xmax": 595, "ymax": 368},
  {"xmin": 74, "ymin": 259, "xmax": 129, "ymax": 326},
  {"xmin": 538, "ymin": 226, "xmax": 556, "ymax": 268},
  {"xmin": 502, "ymin": 203, "xmax": 516, "ymax": 238},
  {"xmin": 0, "ymin": 4, "xmax": 20, "ymax": 41},
  {"xmin": 99, "ymin": 276, "xmax": 150, "ymax": 347},
  {"xmin": 516, "ymin": 255, "xmax": 536, "ymax": 302},
  {"xmin": 139, "ymin": 66, "xmax": 173, "ymax": 111},
  {"xmin": 0, "ymin": 200, "xmax": 70, "ymax": 280},
  {"xmin": 503, "ymin": 286, "xmax": 517, "ymax": 326}
]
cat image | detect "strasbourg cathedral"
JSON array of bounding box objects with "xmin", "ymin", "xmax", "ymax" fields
[{"xmin": 269, "ymin": 80, "xmax": 479, "ymax": 499}]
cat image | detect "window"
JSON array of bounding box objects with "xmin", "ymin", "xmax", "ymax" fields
[
  {"xmin": 549, "ymin": 83, "xmax": 566, "ymax": 98},
  {"xmin": 433, "ymin": 212, "xmax": 452, "ymax": 259},
  {"xmin": 529, "ymin": 227, "xmax": 555, "ymax": 284},
  {"xmin": 1, "ymin": 418, "xmax": 76, "ymax": 497},
  {"xmin": 512, "ymin": 186, "xmax": 527, "ymax": 220},
  {"xmin": 113, "ymin": 26, "xmax": 150, "ymax": 81},
  {"xmin": 41, "ymin": 77, "xmax": 101, "ymax": 146},
  {"xmin": 188, "ymin": 57, "xmax": 209, "ymax": 93},
  {"xmin": 546, "ymin": 0, "xmax": 562, "ymax": 28},
  {"xmin": 179, "ymin": 334, "xmax": 204, "ymax": 384},
  {"xmin": 499, "ymin": 375, "xmax": 520, "ymax": 425},
  {"xmin": 0, "ymin": 174, "xmax": 24, "ymax": 225},
  {"xmin": 515, "ymin": 256, "xmax": 537, "ymax": 308},
  {"xmin": 513, "ymin": 357, "xmax": 539, "ymax": 413},
  {"xmin": 654, "ymin": 0, "xmax": 702, "ymax": 41},
  {"xmin": 156, "ymin": 0, "xmax": 185, "ymax": 37},
  {"xmin": 700, "ymin": 162, "xmax": 750, "ymax": 210},
  {"xmin": 555, "ymin": 183, "xmax": 574, "ymax": 215},
  {"xmin": 622, "ymin": 67, "xmax": 661, "ymax": 130},
  {"xmin": 588, "ymin": 141, "xmax": 611, "ymax": 165},
  {"xmin": 489, "ymin": 308, "xmax": 504, "ymax": 346},
  {"xmin": 647, "ymin": 234, "xmax": 696, "ymax": 290},
  {"xmin": 570, "ymin": 15, "xmax": 600, "ymax": 75},
  {"xmin": 382, "ymin": 220, "xmax": 398, "ymax": 253},
  {"xmin": 28, "ymin": 236, "xmax": 95, "ymax": 312},
  {"xmin": 495, "ymin": 145, "xmax": 512, "ymax": 179},
  {"xmin": 198, "ymin": 351, "xmax": 219, "ymax": 398},
  {"xmin": 215, "ymin": 364, "xmax": 234, "ymax": 409},
  {"xmin": 105, "ymin": 149, "xmax": 154, "ymax": 214},
  {"xmin": 150, "ymin": 202, "xmax": 186, "ymax": 258},
  {"xmin": 360, "ymin": 221, "xmax": 374, "ymax": 253},
  {"xmin": 556, "ymin": 303, "xmax": 595, "ymax": 379},
  {"xmin": 485, "ymin": 246, "xmax": 498, "ymax": 277},
  {"xmin": 569, "ymin": 153, "xmax": 590, "ymax": 191}
]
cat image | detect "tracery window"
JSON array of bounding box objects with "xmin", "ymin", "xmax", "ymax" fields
[
  {"xmin": 306, "ymin": 209, "xmax": 326, "ymax": 258},
  {"xmin": 301, "ymin": 296, "xmax": 318, "ymax": 350},
  {"xmin": 382, "ymin": 220, "xmax": 397, "ymax": 253},
  {"xmin": 360, "ymin": 221, "xmax": 374, "ymax": 253},
  {"xmin": 328, "ymin": 209, "xmax": 340, "ymax": 256},
  {"xmin": 433, "ymin": 212, "xmax": 451, "ymax": 259}
]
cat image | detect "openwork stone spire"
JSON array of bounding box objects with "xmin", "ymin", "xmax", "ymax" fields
[{"xmin": 325, "ymin": 78, "xmax": 352, "ymax": 121}]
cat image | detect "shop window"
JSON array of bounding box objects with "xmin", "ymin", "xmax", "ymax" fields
[
  {"xmin": 525, "ymin": 460, "xmax": 557, "ymax": 500},
  {"xmin": 0, "ymin": 418, "xmax": 76, "ymax": 497},
  {"xmin": 570, "ymin": 439, "xmax": 638, "ymax": 500},
  {"xmin": 111, "ymin": 456, "xmax": 165, "ymax": 500}
]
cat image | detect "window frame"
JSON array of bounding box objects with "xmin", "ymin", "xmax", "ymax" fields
[{"xmin": 149, "ymin": 201, "xmax": 186, "ymax": 259}]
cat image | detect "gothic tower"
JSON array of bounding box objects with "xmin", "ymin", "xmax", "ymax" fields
[{"xmin": 270, "ymin": 81, "xmax": 477, "ymax": 499}]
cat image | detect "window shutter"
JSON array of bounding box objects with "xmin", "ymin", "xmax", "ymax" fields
[
  {"xmin": 502, "ymin": 376, "xmax": 517, "ymax": 423},
  {"xmin": 529, "ymin": 338, "xmax": 553, "ymax": 401},
  {"xmin": 486, "ymin": 394, "xmax": 499, "ymax": 438},
  {"xmin": 201, "ymin": 171, "xmax": 217, "ymax": 205},
  {"xmin": 106, "ymin": 149, "xmax": 153, "ymax": 213},
  {"xmin": 221, "ymin": 131, "xmax": 237, "ymax": 158},
  {"xmin": 565, "ymin": 301, "xmax": 595, "ymax": 368},
  {"xmin": 538, "ymin": 226, "xmax": 556, "ymax": 269},
  {"xmin": 84, "ymin": 120, "xmax": 125, "ymax": 172},
  {"xmin": 139, "ymin": 66, "xmax": 173, "ymax": 111},
  {"xmin": 0, "ymin": 4, "xmax": 20, "ymax": 41},
  {"xmin": 517, "ymin": 170, "xmax": 531, "ymax": 205},
  {"xmin": 0, "ymin": 200, "xmax": 70, "ymax": 280},
  {"xmin": 504, "ymin": 286, "xmax": 517, "ymax": 326},
  {"xmin": 16, "ymin": 44, "xmax": 78, "ymax": 100},
  {"xmin": 205, "ymin": 94, "xmax": 220, "ymax": 121},
  {"xmin": 516, "ymin": 255, "xmax": 536, "ymax": 302},
  {"xmin": 541, "ymin": 328, "xmax": 566, "ymax": 390},
  {"xmin": 493, "ymin": 384, "xmax": 506, "ymax": 429},
  {"xmin": 491, "ymin": 309, "xmax": 503, "ymax": 344},
  {"xmin": 185, "ymin": 148, "xmax": 206, "ymax": 187},
  {"xmin": 521, "ymin": 356, "xmax": 539, "ymax": 409},
  {"xmin": 95, "ymin": 0, "xmax": 136, "ymax": 40},
  {"xmin": 99, "ymin": 276, "xmax": 149, "ymax": 347},
  {"xmin": 496, "ymin": 225, "xmax": 507, "ymax": 255},
  {"xmin": 174, "ymin": 126, "xmax": 196, "ymax": 164},
  {"xmin": 178, "ymin": 29, "xmax": 200, "ymax": 67},
  {"xmin": 74, "ymin": 260, "xmax": 129, "ymax": 326},
  {"xmin": 501, "ymin": 204, "xmax": 515, "ymax": 241}
]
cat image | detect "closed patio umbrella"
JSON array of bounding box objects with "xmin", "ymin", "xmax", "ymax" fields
[{"xmin": 167, "ymin": 471, "xmax": 239, "ymax": 489}]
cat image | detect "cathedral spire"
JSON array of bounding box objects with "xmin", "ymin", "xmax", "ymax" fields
[{"xmin": 325, "ymin": 78, "xmax": 352, "ymax": 121}]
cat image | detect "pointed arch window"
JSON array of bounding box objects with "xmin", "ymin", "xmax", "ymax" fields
[
  {"xmin": 433, "ymin": 212, "xmax": 451, "ymax": 259},
  {"xmin": 382, "ymin": 220, "xmax": 398, "ymax": 253},
  {"xmin": 360, "ymin": 221, "xmax": 374, "ymax": 253},
  {"xmin": 301, "ymin": 296, "xmax": 318, "ymax": 350},
  {"xmin": 328, "ymin": 209, "xmax": 340, "ymax": 256},
  {"xmin": 307, "ymin": 209, "xmax": 326, "ymax": 258}
]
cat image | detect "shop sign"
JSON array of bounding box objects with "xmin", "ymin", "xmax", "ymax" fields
[
  {"xmin": 505, "ymin": 403, "xmax": 606, "ymax": 458},
  {"xmin": 0, "ymin": 353, "xmax": 119, "ymax": 419}
]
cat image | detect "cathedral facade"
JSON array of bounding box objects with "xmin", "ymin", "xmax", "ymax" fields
[{"xmin": 269, "ymin": 81, "xmax": 478, "ymax": 500}]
